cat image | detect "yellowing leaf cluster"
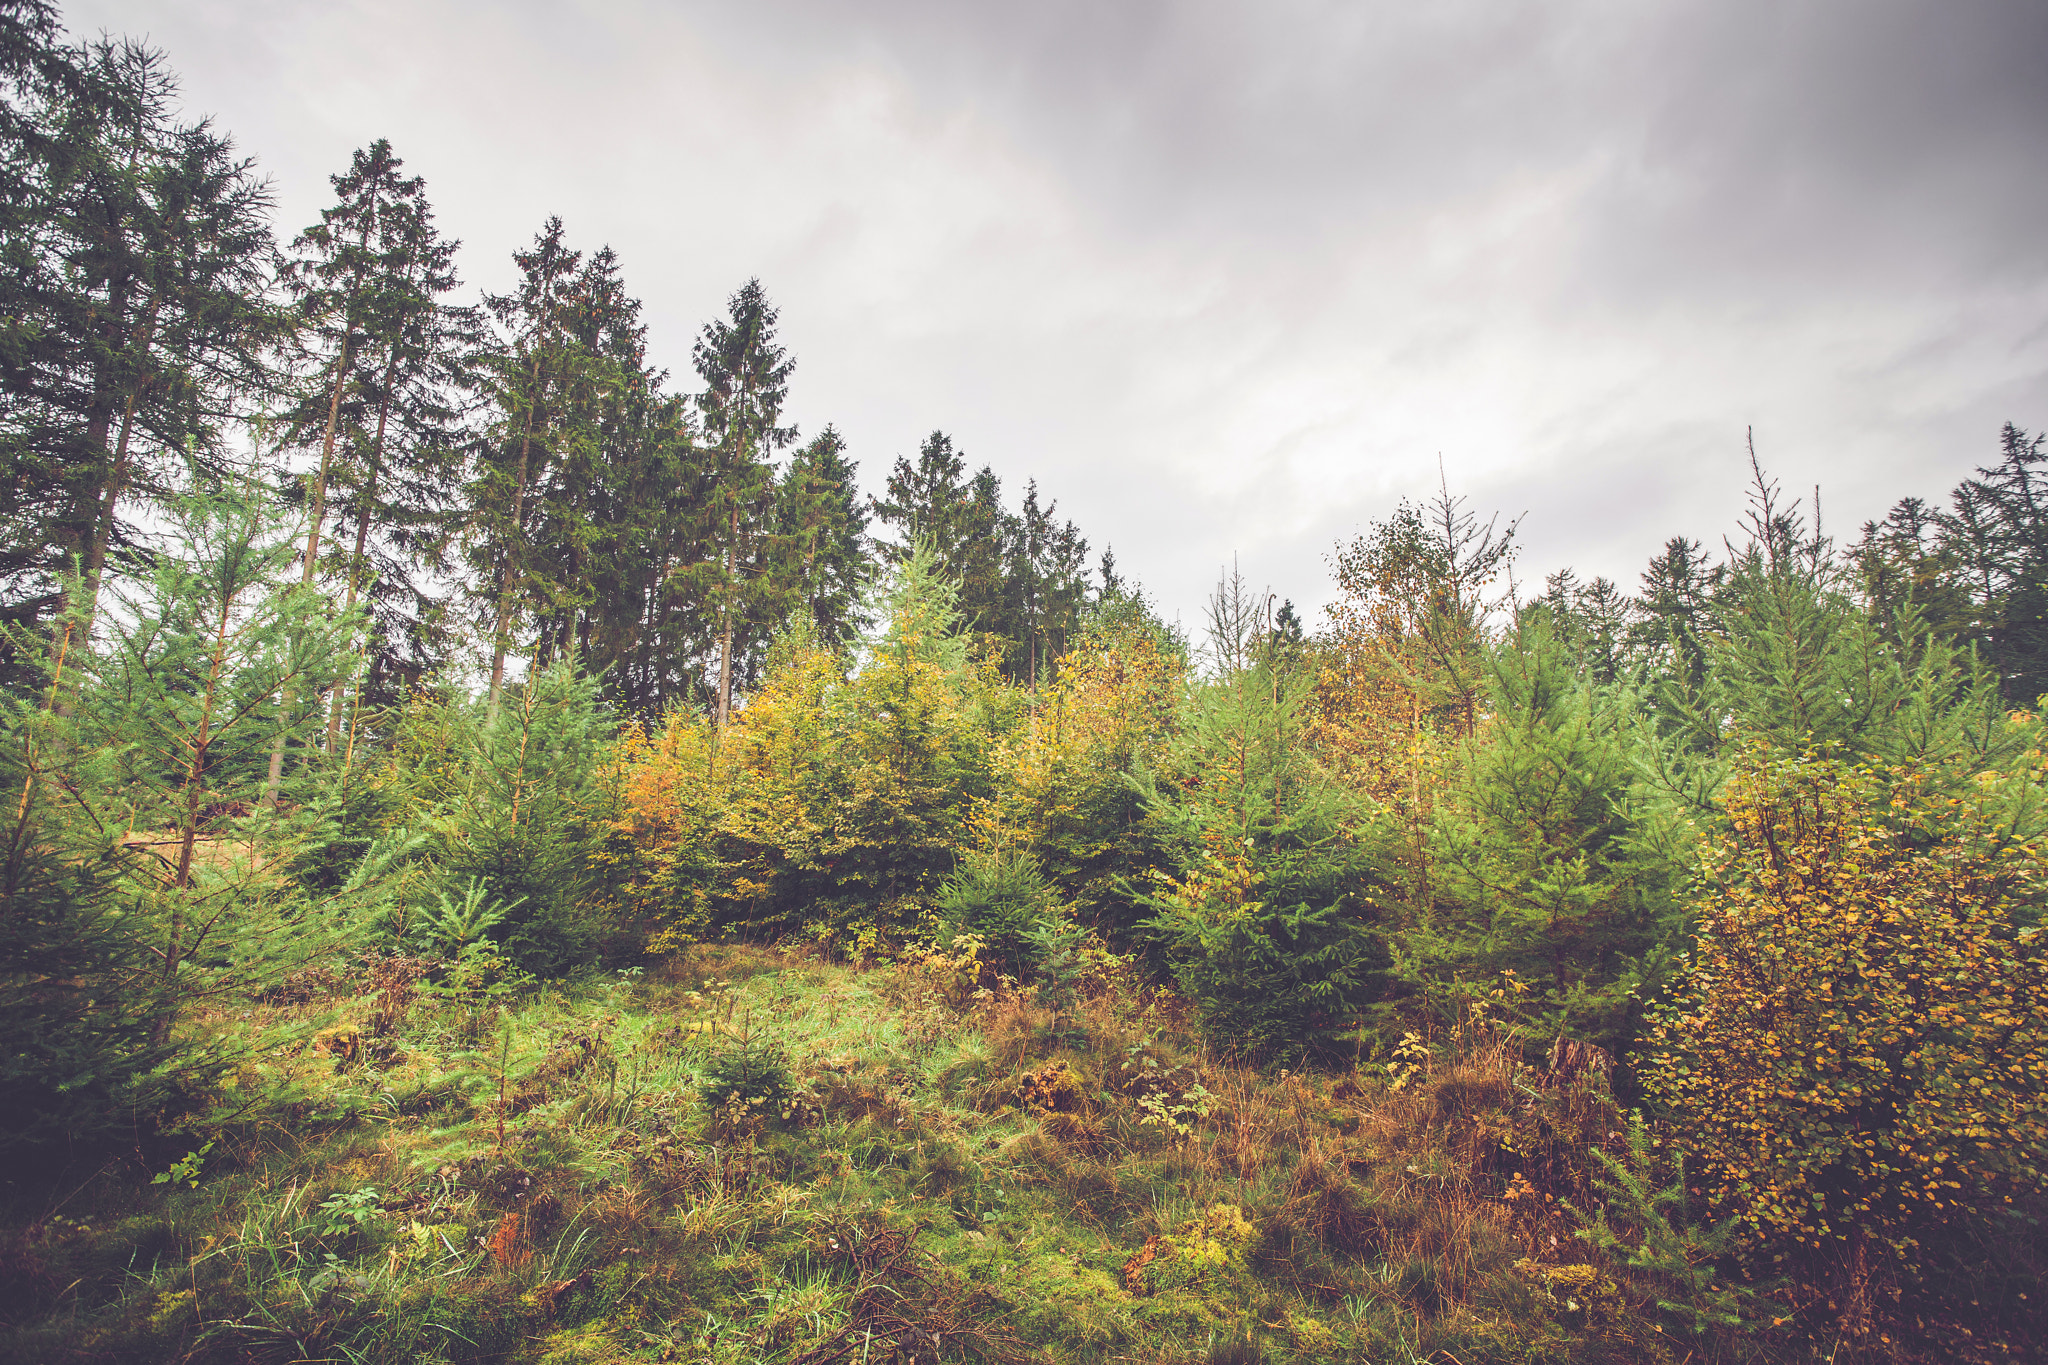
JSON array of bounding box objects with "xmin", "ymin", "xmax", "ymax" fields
[{"xmin": 1645, "ymin": 749, "xmax": 2048, "ymax": 1303}]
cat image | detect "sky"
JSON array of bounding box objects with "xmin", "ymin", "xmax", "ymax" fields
[{"xmin": 60, "ymin": 0, "xmax": 2048, "ymax": 634}]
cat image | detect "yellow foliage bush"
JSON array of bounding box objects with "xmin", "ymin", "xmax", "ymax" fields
[{"xmin": 1644, "ymin": 750, "xmax": 2048, "ymax": 1326}]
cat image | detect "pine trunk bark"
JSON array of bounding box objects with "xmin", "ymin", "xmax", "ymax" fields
[
  {"xmin": 161, "ymin": 582, "xmax": 237, "ymax": 1039},
  {"xmin": 265, "ymin": 323, "xmax": 354, "ymax": 807},
  {"xmin": 489, "ymin": 352, "xmax": 545, "ymax": 721},
  {"xmin": 327, "ymin": 348, "xmax": 397, "ymax": 759},
  {"xmin": 716, "ymin": 507, "xmax": 738, "ymax": 729}
]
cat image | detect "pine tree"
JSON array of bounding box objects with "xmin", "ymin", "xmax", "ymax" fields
[
  {"xmin": 470, "ymin": 218, "xmax": 582, "ymax": 713},
  {"xmin": 870, "ymin": 441, "xmax": 1095, "ymax": 686},
  {"xmin": 695, "ymin": 547, "xmax": 991, "ymax": 942},
  {"xmin": 689, "ymin": 278, "xmax": 797, "ymax": 726},
  {"xmin": 774, "ymin": 425, "xmax": 868, "ymax": 652},
  {"xmin": 1427, "ymin": 607, "xmax": 1682, "ymax": 1055},
  {"xmin": 1136, "ymin": 566, "xmax": 1392, "ymax": 1059},
  {"xmin": 0, "ymin": 37, "xmax": 279, "ymax": 667}
]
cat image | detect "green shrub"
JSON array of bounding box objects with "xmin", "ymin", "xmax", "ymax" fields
[
  {"xmin": 936, "ymin": 847, "xmax": 1062, "ymax": 975},
  {"xmin": 1133, "ymin": 570, "xmax": 1396, "ymax": 1060},
  {"xmin": 701, "ymin": 1034, "xmax": 793, "ymax": 1111}
]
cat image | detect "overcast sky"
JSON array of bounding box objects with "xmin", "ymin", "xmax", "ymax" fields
[{"xmin": 61, "ymin": 0, "xmax": 2048, "ymax": 632}]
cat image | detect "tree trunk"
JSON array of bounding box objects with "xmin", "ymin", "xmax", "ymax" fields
[
  {"xmin": 162, "ymin": 583, "xmax": 236, "ymax": 1038},
  {"xmin": 265, "ymin": 322, "xmax": 354, "ymax": 806},
  {"xmin": 716, "ymin": 508, "xmax": 737, "ymax": 729},
  {"xmin": 327, "ymin": 349, "xmax": 396, "ymax": 759},
  {"xmin": 78, "ymin": 294, "xmax": 163, "ymax": 639},
  {"xmin": 489, "ymin": 353, "xmax": 544, "ymax": 721},
  {"xmin": 49, "ymin": 274, "xmax": 138, "ymax": 710}
]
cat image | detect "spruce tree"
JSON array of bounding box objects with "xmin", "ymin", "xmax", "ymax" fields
[
  {"xmin": 1135, "ymin": 566, "xmax": 1392, "ymax": 1059},
  {"xmin": 89, "ymin": 461, "xmax": 363, "ymax": 978},
  {"xmin": 608, "ymin": 391, "xmax": 707, "ymax": 714},
  {"xmin": 774, "ymin": 425, "xmax": 869, "ymax": 652},
  {"xmin": 1924, "ymin": 424, "xmax": 2046, "ymax": 705},
  {"xmin": 689, "ymin": 278, "xmax": 796, "ymax": 726},
  {"xmin": 0, "ymin": 37, "xmax": 279, "ymax": 663},
  {"xmin": 470, "ymin": 218, "xmax": 582, "ymax": 713},
  {"xmin": 1007, "ymin": 478, "xmax": 1090, "ymax": 687},
  {"xmin": 0, "ymin": 575, "xmax": 180, "ymax": 1156},
  {"xmin": 871, "ymin": 429, "xmax": 969, "ymax": 563},
  {"xmin": 953, "ymin": 463, "xmax": 1016, "ymax": 649},
  {"xmin": 527, "ymin": 244, "xmax": 652, "ymax": 673},
  {"xmin": 1640, "ymin": 459, "xmax": 2024, "ymax": 818},
  {"xmin": 279, "ymin": 140, "xmax": 474, "ymax": 740},
  {"xmin": 1634, "ymin": 535, "xmax": 1721, "ymax": 698},
  {"xmin": 1427, "ymin": 608, "xmax": 1682, "ymax": 1056}
]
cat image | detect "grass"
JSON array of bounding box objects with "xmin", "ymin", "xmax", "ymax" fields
[{"xmin": 0, "ymin": 943, "xmax": 2014, "ymax": 1363}]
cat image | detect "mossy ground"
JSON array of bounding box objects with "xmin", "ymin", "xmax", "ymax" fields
[{"xmin": 0, "ymin": 946, "xmax": 1801, "ymax": 1363}]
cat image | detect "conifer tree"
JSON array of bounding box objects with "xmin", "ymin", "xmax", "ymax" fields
[
  {"xmin": 954, "ymin": 464, "xmax": 1017, "ymax": 649},
  {"xmin": 871, "ymin": 439, "xmax": 1096, "ymax": 684},
  {"xmin": 0, "ymin": 574, "xmax": 181, "ymax": 1156},
  {"xmin": 998, "ymin": 581, "xmax": 1187, "ymax": 929},
  {"xmin": 1537, "ymin": 568, "xmax": 1640, "ymax": 685},
  {"xmin": 774, "ymin": 425, "xmax": 869, "ymax": 652},
  {"xmin": 608, "ymin": 392, "xmax": 707, "ymax": 714},
  {"xmin": 15, "ymin": 456, "xmax": 368, "ymax": 1114},
  {"xmin": 689, "ymin": 278, "xmax": 796, "ymax": 726},
  {"xmin": 0, "ymin": 38, "xmax": 278, "ymax": 660},
  {"xmin": 279, "ymin": 140, "xmax": 473, "ymax": 738},
  {"xmin": 527, "ymin": 244, "xmax": 652, "ymax": 672},
  {"xmin": 470, "ymin": 218, "xmax": 582, "ymax": 713},
  {"xmin": 1634, "ymin": 535, "xmax": 1720, "ymax": 699},
  {"xmin": 1427, "ymin": 608, "xmax": 1682, "ymax": 1055},
  {"xmin": 1007, "ymin": 478, "xmax": 1090, "ymax": 687},
  {"xmin": 1136, "ymin": 567, "xmax": 1392, "ymax": 1059},
  {"xmin": 810, "ymin": 546, "xmax": 991, "ymax": 931},
  {"xmin": 1860, "ymin": 423, "xmax": 2048, "ymax": 706},
  {"xmin": 871, "ymin": 430, "xmax": 969, "ymax": 563},
  {"xmin": 435, "ymin": 658, "xmax": 610, "ymax": 974}
]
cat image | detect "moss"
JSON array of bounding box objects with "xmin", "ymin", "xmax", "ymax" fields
[
  {"xmin": 1285, "ymin": 1310, "xmax": 1340, "ymax": 1357},
  {"xmin": 1129, "ymin": 1203, "xmax": 1258, "ymax": 1295},
  {"xmin": 534, "ymin": 1319, "xmax": 632, "ymax": 1364}
]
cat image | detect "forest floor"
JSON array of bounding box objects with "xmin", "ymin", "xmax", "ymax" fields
[{"xmin": 1, "ymin": 944, "xmax": 1751, "ymax": 1364}]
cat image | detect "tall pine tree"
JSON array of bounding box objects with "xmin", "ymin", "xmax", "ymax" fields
[
  {"xmin": 1, "ymin": 37, "xmax": 278, "ymax": 672},
  {"xmin": 689, "ymin": 278, "xmax": 796, "ymax": 727}
]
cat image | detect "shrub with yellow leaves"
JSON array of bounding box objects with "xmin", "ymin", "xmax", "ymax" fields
[{"xmin": 1643, "ymin": 749, "xmax": 2048, "ymax": 1340}]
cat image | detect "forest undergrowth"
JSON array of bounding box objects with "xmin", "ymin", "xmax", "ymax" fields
[
  {"xmin": 1, "ymin": 941, "xmax": 1829, "ymax": 1365},
  {"xmin": 0, "ymin": 945, "xmax": 1728, "ymax": 1365}
]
